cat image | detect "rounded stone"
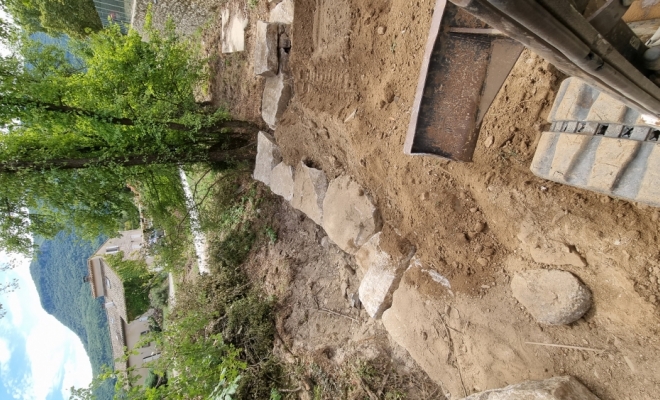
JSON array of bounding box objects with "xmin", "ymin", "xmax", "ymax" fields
[{"xmin": 510, "ymin": 269, "xmax": 592, "ymax": 325}]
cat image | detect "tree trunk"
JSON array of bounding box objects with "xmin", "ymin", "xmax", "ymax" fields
[
  {"xmin": 0, "ymin": 143, "xmax": 257, "ymax": 173},
  {"xmin": 7, "ymin": 97, "xmax": 260, "ymax": 134}
]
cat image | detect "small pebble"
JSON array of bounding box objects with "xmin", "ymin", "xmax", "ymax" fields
[
  {"xmin": 377, "ymin": 26, "xmax": 386, "ymax": 35},
  {"xmin": 474, "ymin": 222, "xmax": 486, "ymax": 233},
  {"xmin": 477, "ymin": 257, "xmax": 488, "ymax": 266}
]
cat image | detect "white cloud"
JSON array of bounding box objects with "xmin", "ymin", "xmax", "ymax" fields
[
  {"xmin": 0, "ymin": 251, "xmax": 93, "ymax": 400},
  {"xmin": 0, "ymin": 337, "xmax": 10, "ymax": 374},
  {"xmin": 60, "ymin": 345, "xmax": 93, "ymax": 399}
]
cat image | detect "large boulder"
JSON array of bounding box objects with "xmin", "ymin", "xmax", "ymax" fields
[
  {"xmin": 253, "ymin": 131, "xmax": 281, "ymax": 186},
  {"xmin": 254, "ymin": 21, "xmax": 279, "ymax": 77},
  {"xmin": 261, "ymin": 73, "xmax": 292, "ymax": 129},
  {"xmin": 356, "ymin": 228, "xmax": 415, "ymax": 318},
  {"xmin": 270, "ymin": 162, "xmax": 294, "ymax": 201},
  {"xmin": 322, "ymin": 175, "xmax": 382, "ymax": 254},
  {"xmin": 511, "ymin": 269, "xmax": 592, "ymax": 325},
  {"xmin": 290, "ymin": 162, "xmax": 328, "ymax": 225},
  {"xmin": 461, "ymin": 376, "xmax": 599, "ymax": 399}
]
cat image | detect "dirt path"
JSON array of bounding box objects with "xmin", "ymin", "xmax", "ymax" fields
[{"xmin": 151, "ymin": 0, "xmax": 660, "ymax": 397}]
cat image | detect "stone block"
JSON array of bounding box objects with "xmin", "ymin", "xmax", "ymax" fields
[
  {"xmin": 291, "ymin": 162, "xmax": 328, "ymax": 225},
  {"xmin": 511, "ymin": 269, "xmax": 592, "ymax": 325},
  {"xmin": 255, "ymin": 21, "xmax": 279, "ymax": 77},
  {"xmin": 269, "ymin": 0, "xmax": 294, "ymax": 24},
  {"xmin": 270, "ymin": 162, "xmax": 294, "ymax": 201},
  {"xmin": 262, "ymin": 73, "xmax": 292, "ymax": 129},
  {"xmin": 460, "ymin": 376, "xmax": 599, "ymax": 400},
  {"xmin": 381, "ymin": 268, "xmax": 462, "ymax": 395},
  {"xmin": 322, "ymin": 175, "xmax": 382, "ymax": 254},
  {"xmin": 253, "ymin": 131, "xmax": 281, "ymax": 186},
  {"xmin": 356, "ymin": 228, "xmax": 415, "ymax": 319},
  {"xmin": 221, "ymin": 9, "xmax": 248, "ymax": 53}
]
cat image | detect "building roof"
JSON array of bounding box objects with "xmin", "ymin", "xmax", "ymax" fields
[{"xmin": 87, "ymin": 259, "xmax": 98, "ymax": 298}]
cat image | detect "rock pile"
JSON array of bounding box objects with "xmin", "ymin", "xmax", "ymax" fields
[{"xmin": 253, "ymin": 132, "xmax": 414, "ymax": 319}]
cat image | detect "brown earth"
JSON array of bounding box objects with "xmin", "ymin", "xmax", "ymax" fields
[{"xmin": 149, "ymin": 0, "xmax": 660, "ymax": 398}]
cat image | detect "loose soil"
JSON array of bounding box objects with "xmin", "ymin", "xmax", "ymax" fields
[{"xmin": 150, "ymin": 0, "xmax": 660, "ymax": 398}]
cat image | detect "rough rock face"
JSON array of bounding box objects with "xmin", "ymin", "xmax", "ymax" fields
[
  {"xmin": 511, "ymin": 269, "xmax": 592, "ymax": 325},
  {"xmin": 322, "ymin": 175, "xmax": 382, "ymax": 254},
  {"xmin": 269, "ymin": 162, "xmax": 295, "ymax": 201},
  {"xmin": 261, "ymin": 73, "xmax": 292, "ymax": 129},
  {"xmin": 254, "ymin": 21, "xmax": 279, "ymax": 77},
  {"xmin": 290, "ymin": 162, "xmax": 328, "ymax": 225},
  {"xmin": 253, "ymin": 131, "xmax": 281, "ymax": 186},
  {"xmin": 269, "ymin": 0, "xmax": 294, "ymax": 24},
  {"xmin": 461, "ymin": 376, "xmax": 600, "ymax": 400},
  {"xmin": 356, "ymin": 229, "xmax": 415, "ymax": 318}
]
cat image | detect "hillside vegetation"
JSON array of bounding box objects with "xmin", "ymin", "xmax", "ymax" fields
[{"xmin": 29, "ymin": 232, "xmax": 115, "ymax": 400}]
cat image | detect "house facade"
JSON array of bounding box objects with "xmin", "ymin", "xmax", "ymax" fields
[{"xmin": 86, "ymin": 229, "xmax": 159, "ymax": 385}]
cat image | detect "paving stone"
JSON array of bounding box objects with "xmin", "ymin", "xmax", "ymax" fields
[
  {"xmin": 253, "ymin": 131, "xmax": 281, "ymax": 186},
  {"xmin": 356, "ymin": 228, "xmax": 415, "ymax": 318},
  {"xmin": 254, "ymin": 21, "xmax": 279, "ymax": 77},
  {"xmin": 511, "ymin": 269, "xmax": 592, "ymax": 325},
  {"xmin": 290, "ymin": 162, "xmax": 328, "ymax": 225},
  {"xmin": 322, "ymin": 175, "xmax": 382, "ymax": 254},
  {"xmin": 262, "ymin": 73, "xmax": 292, "ymax": 129},
  {"xmin": 270, "ymin": 162, "xmax": 294, "ymax": 201},
  {"xmin": 460, "ymin": 376, "xmax": 600, "ymax": 400}
]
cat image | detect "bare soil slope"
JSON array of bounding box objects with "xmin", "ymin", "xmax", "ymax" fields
[{"xmin": 149, "ymin": 0, "xmax": 660, "ymax": 397}]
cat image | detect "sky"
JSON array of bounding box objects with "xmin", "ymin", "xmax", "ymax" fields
[{"xmin": 0, "ymin": 252, "xmax": 93, "ymax": 400}]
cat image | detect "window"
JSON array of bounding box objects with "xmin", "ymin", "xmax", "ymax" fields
[{"xmin": 106, "ymin": 246, "xmax": 119, "ymax": 254}]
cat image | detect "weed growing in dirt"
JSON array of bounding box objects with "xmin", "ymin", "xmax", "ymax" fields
[{"xmin": 265, "ymin": 226, "xmax": 278, "ymax": 243}]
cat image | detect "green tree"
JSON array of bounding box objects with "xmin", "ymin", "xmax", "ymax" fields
[
  {"xmin": 0, "ymin": 11, "xmax": 258, "ymax": 254},
  {"xmin": 3, "ymin": 0, "xmax": 103, "ymax": 38}
]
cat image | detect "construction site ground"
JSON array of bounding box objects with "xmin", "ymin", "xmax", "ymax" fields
[{"xmin": 145, "ymin": 0, "xmax": 660, "ymax": 398}]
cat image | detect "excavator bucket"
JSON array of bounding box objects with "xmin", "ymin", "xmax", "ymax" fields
[{"xmin": 405, "ymin": 0, "xmax": 522, "ymax": 162}]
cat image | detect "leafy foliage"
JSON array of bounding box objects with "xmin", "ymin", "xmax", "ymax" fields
[
  {"xmin": 104, "ymin": 252, "xmax": 157, "ymax": 321},
  {"xmin": 0, "ymin": 11, "xmax": 257, "ymax": 254},
  {"xmin": 3, "ymin": 0, "xmax": 103, "ymax": 38},
  {"xmin": 29, "ymin": 232, "xmax": 115, "ymax": 399}
]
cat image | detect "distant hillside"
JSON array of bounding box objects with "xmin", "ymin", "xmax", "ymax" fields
[{"xmin": 29, "ymin": 232, "xmax": 115, "ymax": 399}]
